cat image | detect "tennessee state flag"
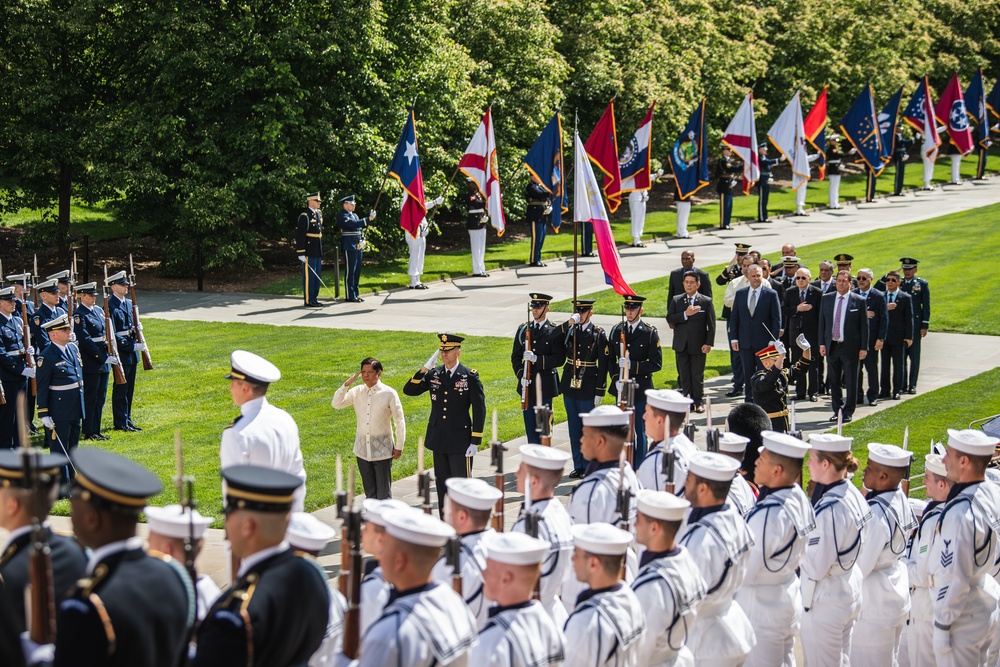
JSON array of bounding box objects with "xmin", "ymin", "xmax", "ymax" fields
[
  {"xmin": 935, "ymin": 73, "xmax": 974, "ymax": 155},
  {"xmin": 803, "ymin": 87, "xmax": 828, "ymax": 180},
  {"xmin": 387, "ymin": 108, "xmax": 427, "ymax": 238},
  {"xmin": 583, "ymin": 100, "xmax": 623, "ymax": 213}
]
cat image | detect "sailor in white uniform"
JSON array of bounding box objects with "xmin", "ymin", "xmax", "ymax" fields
[
  {"xmin": 903, "ymin": 453, "xmax": 950, "ymax": 667},
  {"xmin": 431, "ymin": 477, "xmax": 502, "ymax": 629},
  {"xmin": 736, "ymin": 431, "xmax": 815, "ymax": 667},
  {"xmin": 636, "ymin": 389, "xmax": 697, "ymax": 495},
  {"xmin": 511, "ymin": 444, "xmax": 575, "ymax": 625},
  {"xmin": 144, "ymin": 504, "xmax": 221, "ymax": 621},
  {"xmin": 850, "ymin": 443, "xmax": 918, "ymax": 667},
  {"xmin": 346, "ymin": 508, "xmax": 478, "ymax": 666},
  {"xmin": 716, "ymin": 431, "xmax": 757, "ymax": 518},
  {"xmin": 471, "ymin": 531, "xmax": 566, "ymax": 666},
  {"xmin": 221, "ymin": 349, "xmax": 307, "ymax": 511},
  {"xmin": 358, "ymin": 498, "xmax": 410, "ymax": 637},
  {"xmin": 564, "ymin": 523, "xmax": 646, "ymax": 667},
  {"xmin": 677, "ymin": 452, "xmax": 755, "ymax": 667},
  {"xmin": 929, "ymin": 429, "xmax": 1000, "ymax": 667},
  {"xmin": 632, "ymin": 490, "xmax": 706, "ymax": 667},
  {"xmin": 799, "ymin": 433, "xmax": 871, "ymax": 667}
]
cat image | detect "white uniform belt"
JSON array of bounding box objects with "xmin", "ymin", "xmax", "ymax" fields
[
  {"xmin": 4, "ymin": 349, "xmax": 24, "ymax": 357},
  {"xmin": 115, "ymin": 330, "xmax": 131, "ymax": 334},
  {"xmin": 49, "ymin": 382, "xmax": 81, "ymax": 391},
  {"xmin": 342, "ymin": 231, "xmax": 362, "ymax": 236},
  {"xmin": 90, "ymin": 336, "xmax": 106, "ymax": 343},
  {"xmin": 468, "ymin": 208, "xmax": 485, "ymax": 213}
]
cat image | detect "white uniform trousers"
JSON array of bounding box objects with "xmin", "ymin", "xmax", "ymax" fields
[
  {"xmin": 905, "ymin": 584, "xmax": 934, "ymax": 667},
  {"xmin": 799, "ymin": 568, "xmax": 862, "ymax": 667},
  {"xmin": 850, "ymin": 623, "xmax": 902, "ymax": 667},
  {"xmin": 921, "ymin": 155, "xmax": 935, "ymax": 188},
  {"xmin": 676, "ymin": 201, "xmax": 691, "ymax": 238},
  {"xmin": 629, "ymin": 191, "xmax": 646, "ymax": 243},
  {"xmin": 827, "ymin": 175, "xmax": 841, "ymax": 208},
  {"xmin": 935, "ymin": 603, "xmax": 998, "ymax": 667},
  {"xmin": 795, "ymin": 186, "xmax": 808, "ymax": 214},
  {"xmin": 405, "ymin": 232, "xmax": 426, "ymax": 286},
  {"xmin": 950, "ymin": 154, "xmax": 962, "ymax": 183},
  {"xmin": 737, "ymin": 578, "xmax": 799, "ymax": 667},
  {"xmin": 468, "ymin": 228, "xmax": 486, "ymax": 275}
]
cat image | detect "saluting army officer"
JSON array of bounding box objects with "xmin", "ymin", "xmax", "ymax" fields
[
  {"xmin": 296, "ymin": 191, "xmax": 325, "ymax": 307},
  {"xmin": 558, "ymin": 299, "xmax": 609, "ymax": 477},
  {"xmin": 72, "ymin": 282, "xmax": 116, "ymax": 441},
  {"xmin": 512, "ymin": 293, "xmax": 566, "ymax": 445},
  {"xmin": 192, "ymin": 465, "xmax": 330, "ymax": 666},
  {"xmin": 404, "ymin": 334, "xmax": 486, "ymax": 515},
  {"xmin": 0, "ymin": 287, "xmax": 34, "ymax": 449},
  {"xmin": 35, "ymin": 314, "xmax": 84, "ymax": 473},
  {"xmin": 337, "ymin": 194, "xmax": 376, "ymax": 303}
]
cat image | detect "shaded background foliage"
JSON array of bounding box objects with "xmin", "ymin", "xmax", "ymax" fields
[{"xmin": 1, "ymin": 0, "xmax": 998, "ymax": 271}]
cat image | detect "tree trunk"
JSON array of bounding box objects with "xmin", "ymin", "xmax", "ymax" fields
[{"xmin": 59, "ymin": 160, "xmax": 71, "ymax": 257}]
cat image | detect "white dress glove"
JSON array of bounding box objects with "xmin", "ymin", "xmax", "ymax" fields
[
  {"xmin": 594, "ymin": 396, "xmax": 603, "ymax": 407},
  {"xmin": 41, "ymin": 416, "xmax": 55, "ymax": 429},
  {"xmin": 298, "ymin": 255, "xmax": 306, "ymax": 263},
  {"xmin": 134, "ymin": 343, "xmax": 147, "ymax": 352},
  {"xmin": 424, "ymin": 350, "xmax": 440, "ymax": 370},
  {"xmin": 368, "ymin": 211, "xmax": 377, "ymax": 220},
  {"xmin": 20, "ymin": 632, "xmax": 55, "ymax": 664},
  {"xmin": 520, "ymin": 377, "xmax": 531, "ymax": 388},
  {"xmin": 543, "ymin": 205, "xmax": 553, "ymax": 215},
  {"xmin": 618, "ymin": 357, "xmax": 628, "ymax": 370},
  {"xmin": 522, "ymin": 350, "xmax": 537, "ymax": 363},
  {"xmin": 933, "ymin": 627, "xmax": 951, "ymax": 654},
  {"xmin": 434, "ymin": 196, "xmax": 445, "ymax": 207},
  {"xmin": 615, "ymin": 381, "xmax": 623, "ymax": 394},
  {"xmin": 466, "ymin": 444, "xmax": 478, "ymax": 457},
  {"xmin": 108, "ymin": 356, "xmax": 121, "ymax": 366},
  {"xmin": 796, "ymin": 333, "xmax": 811, "ymax": 350},
  {"xmin": 569, "ymin": 313, "xmax": 581, "ymax": 324},
  {"xmin": 21, "ymin": 368, "xmax": 35, "ymax": 378},
  {"xmin": 27, "ymin": 346, "xmax": 35, "ymax": 356},
  {"xmin": 773, "ymin": 340, "xmax": 787, "ymax": 355}
]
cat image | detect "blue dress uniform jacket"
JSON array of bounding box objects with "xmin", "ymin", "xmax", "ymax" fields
[
  {"xmin": 512, "ymin": 320, "xmax": 565, "ymax": 400},
  {"xmin": 53, "ymin": 544, "xmax": 193, "ymax": 667},
  {"xmin": 108, "ymin": 294, "xmax": 138, "ymax": 429},
  {"xmin": 296, "ymin": 207, "xmax": 323, "ymax": 259},
  {"xmin": 0, "ymin": 527, "xmax": 87, "ymax": 634},
  {"xmin": 30, "ymin": 303, "xmax": 65, "ymax": 352},
  {"xmin": 73, "ymin": 304, "xmax": 110, "ymax": 374},
  {"xmin": 403, "ymin": 363, "xmax": 486, "ymax": 454},
  {"xmin": 337, "ymin": 209, "xmax": 367, "ymax": 302},
  {"xmin": 901, "ymin": 276, "xmax": 930, "ymax": 331},
  {"xmin": 35, "ymin": 343, "xmax": 85, "ymax": 426},
  {"xmin": 0, "ymin": 314, "xmax": 29, "ymax": 448},
  {"xmin": 192, "ymin": 548, "xmax": 329, "ymax": 667},
  {"xmin": 558, "ymin": 321, "xmax": 609, "ymax": 398},
  {"xmin": 607, "ymin": 319, "xmax": 662, "ymax": 396}
]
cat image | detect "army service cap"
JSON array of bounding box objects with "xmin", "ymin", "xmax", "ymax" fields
[
  {"xmin": 637, "ymin": 489, "xmax": 690, "ymax": 522},
  {"xmin": 899, "ymin": 257, "xmax": 919, "ymax": 269},
  {"xmin": 808, "ymin": 433, "xmax": 854, "ymax": 453},
  {"xmin": 688, "ymin": 451, "xmax": 740, "ymax": 482},
  {"xmin": 42, "ymin": 314, "xmax": 72, "ymax": 331},
  {"xmin": 574, "ymin": 299, "xmax": 596, "ymax": 313},
  {"xmin": 734, "ymin": 243, "xmax": 752, "ymax": 255},
  {"xmin": 519, "ymin": 444, "xmax": 571, "ymax": 471},
  {"xmin": 73, "ymin": 448, "xmax": 163, "ymax": 509},
  {"xmin": 223, "ymin": 465, "xmax": 302, "ymax": 513},
  {"xmin": 0, "ymin": 450, "xmax": 68, "ymax": 487},
  {"xmin": 623, "ymin": 294, "xmax": 646, "ymax": 308},
  {"xmin": 529, "ymin": 293, "xmax": 553, "ymax": 307},
  {"xmin": 145, "ymin": 504, "xmax": 214, "ymax": 540},
  {"xmin": 867, "ymin": 443, "xmax": 912, "ymax": 468},
  {"xmin": 571, "ymin": 522, "xmax": 632, "ymax": 556},
  {"xmin": 481, "ymin": 531, "xmax": 550, "ymax": 566},
  {"xmin": 382, "ymin": 507, "xmax": 456, "ymax": 548},
  {"xmin": 834, "ymin": 253, "xmax": 854, "ymax": 264},
  {"xmin": 645, "ymin": 389, "xmax": 692, "ymax": 414},
  {"xmin": 226, "ymin": 350, "xmax": 281, "ymax": 384},
  {"xmin": 437, "ymin": 333, "xmax": 464, "ymax": 351},
  {"xmin": 362, "ymin": 498, "xmax": 411, "ymax": 527},
  {"xmin": 946, "ymin": 428, "xmax": 999, "ymax": 457},
  {"xmin": 760, "ymin": 431, "xmax": 810, "ymax": 459},
  {"xmin": 286, "ymin": 512, "xmax": 336, "ymax": 552},
  {"xmin": 446, "ymin": 477, "xmax": 502, "ymax": 511},
  {"xmin": 756, "ymin": 343, "xmax": 781, "ymax": 359}
]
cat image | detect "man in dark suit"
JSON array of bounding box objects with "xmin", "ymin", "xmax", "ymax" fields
[
  {"xmin": 818, "ymin": 270, "xmax": 869, "ymax": 422},
  {"xmin": 810, "ymin": 260, "xmax": 835, "ymax": 393},
  {"xmin": 666, "ymin": 250, "xmax": 712, "ymax": 307},
  {"xmin": 853, "ymin": 269, "xmax": 888, "ymax": 406},
  {"xmin": 729, "ymin": 264, "xmax": 782, "ymax": 402},
  {"xmin": 404, "ymin": 334, "xmax": 486, "ymax": 514},
  {"xmin": 879, "ymin": 271, "xmax": 913, "ymax": 400},
  {"xmin": 667, "ymin": 271, "xmax": 716, "ymax": 412},
  {"xmin": 511, "ymin": 293, "xmax": 566, "ymax": 444},
  {"xmin": 783, "ymin": 267, "xmax": 823, "ymax": 401}
]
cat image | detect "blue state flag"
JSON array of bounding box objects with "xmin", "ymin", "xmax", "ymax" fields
[
  {"xmin": 668, "ymin": 100, "xmax": 710, "ymax": 200},
  {"xmin": 840, "ymin": 84, "xmax": 884, "ymax": 174},
  {"xmin": 989, "ymin": 77, "xmax": 1000, "ymax": 120},
  {"xmin": 523, "ymin": 113, "xmax": 567, "ymax": 230},
  {"xmin": 878, "ymin": 86, "xmax": 903, "ymax": 163},
  {"xmin": 965, "ymin": 68, "xmax": 990, "ymax": 148}
]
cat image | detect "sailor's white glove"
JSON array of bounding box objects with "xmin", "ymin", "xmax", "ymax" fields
[
  {"xmin": 21, "ymin": 367, "xmax": 35, "ymax": 378},
  {"xmin": 796, "ymin": 334, "xmax": 811, "ymax": 350},
  {"xmin": 933, "ymin": 627, "xmax": 951, "ymax": 655},
  {"xmin": 41, "ymin": 417, "xmax": 55, "ymax": 429},
  {"xmin": 466, "ymin": 444, "xmax": 478, "ymax": 457},
  {"xmin": 773, "ymin": 340, "xmax": 787, "ymax": 356},
  {"xmin": 134, "ymin": 343, "xmax": 147, "ymax": 352},
  {"xmin": 570, "ymin": 313, "xmax": 581, "ymax": 324},
  {"xmin": 522, "ymin": 350, "xmax": 537, "ymax": 363},
  {"xmin": 298, "ymin": 255, "xmax": 306, "ymax": 263},
  {"xmin": 108, "ymin": 356, "xmax": 121, "ymax": 366},
  {"xmin": 520, "ymin": 377, "xmax": 531, "ymax": 388},
  {"xmin": 424, "ymin": 350, "xmax": 440, "ymax": 370}
]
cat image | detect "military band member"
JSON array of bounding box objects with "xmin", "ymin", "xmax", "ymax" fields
[
  {"xmin": 285, "ymin": 511, "xmax": 346, "ymax": 667},
  {"xmin": 337, "ymin": 194, "xmax": 376, "ymax": 303},
  {"xmin": 632, "ymin": 491, "xmax": 706, "ymax": 667},
  {"xmin": 72, "ymin": 282, "xmax": 114, "ymax": 441},
  {"xmin": 345, "ymin": 508, "xmax": 478, "ymax": 666},
  {"xmin": 898, "ymin": 258, "xmax": 929, "ymax": 394},
  {"xmin": 609, "ymin": 294, "xmax": 662, "ymax": 467},
  {"xmin": 751, "ymin": 337, "xmax": 812, "ymax": 433},
  {"xmin": 358, "ymin": 498, "xmax": 410, "ymax": 637},
  {"xmin": 465, "ymin": 179, "xmax": 489, "ymax": 277},
  {"xmin": 35, "ymin": 315, "xmax": 83, "ymax": 472},
  {"xmin": 903, "ymin": 453, "xmax": 950, "ymax": 667},
  {"xmin": 297, "ymin": 191, "xmax": 325, "ymax": 307},
  {"xmin": 192, "ymin": 465, "xmax": 329, "ymax": 666},
  {"xmin": 928, "ymin": 429, "xmax": 1000, "ymax": 666},
  {"xmin": 144, "ymin": 504, "xmax": 219, "ymax": 622},
  {"xmin": 635, "ymin": 389, "xmax": 696, "ymax": 496},
  {"xmin": 511, "ymin": 445, "xmax": 575, "ymax": 625},
  {"xmin": 677, "ymin": 452, "xmax": 755, "ymax": 667},
  {"xmin": 471, "ymin": 531, "xmax": 566, "ymax": 667},
  {"xmin": 432, "ymin": 477, "xmax": 502, "ymax": 629},
  {"xmin": 564, "ymin": 523, "xmax": 646, "ymax": 667},
  {"xmin": 737, "ymin": 432, "xmax": 815, "ymax": 667},
  {"xmin": 49, "ymin": 448, "xmax": 194, "ymax": 666},
  {"xmin": 800, "ymin": 434, "xmax": 871, "ymax": 667},
  {"xmin": 0, "ymin": 451, "xmax": 87, "ymax": 634},
  {"xmin": 512, "ymin": 293, "xmax": 566, "ymax": 444},
  {"xmin": 106, "ymin": 270, "xmax": 144, "ymax": 432},
  {"xmin": 525, "ymin": 173, "xmax": 552, "ymax": 267},
  {"xmin": 716, "ymin": 145, "xmax": 741, "ymax": 230},
  {"xmin": 0, "ymin": 287, "xmax": 34, "ymax": 449},
  {"xmin": 717, "ymin": 432, "xmax": 757, "ymax": 517},
  {"xmin": 404, "ymin": 333, "xmax": 486, "ymax": 515},
  {"xmin": 558, "ymin": 299, "xmax": 609, "ymax": 476},
  {"xmin": 221, "ymin": 350, "xmax": 307, "ymax": 512}
]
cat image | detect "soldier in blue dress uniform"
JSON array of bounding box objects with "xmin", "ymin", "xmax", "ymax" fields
[
  {"xmin": 30, "ymin": 279, "xmax": 66, "ymax": 356},
  {"xmin": 46, "ymin": 271, "xmax": 72, "ymax": 312},
  {"xmin": 337, "ymin": 193, "xmax": 376, "ymax": 303},
  {"xmin": 0, "ymin": 287, "xmax": 34, "ymax": 449},
  {"xmin": 296, "ymin": 191, "xmax": 325, "ymax": 307},
  {"xmin": 716, "ymin": 145, "xmax": 741, "ymax": 230},
  {"xmin": 35, "ymin": 315, "xmax": 84, "ymax": 473},
  {"xmin": 757, "ymin": 142, "xmax": 781, "ymax": 222},
  {"xmin": 525, "ymin": 174, "xmax": 552, "ymax": 266},
  {"xmin": 7, "ymin": 274, "xmax": 38, "ymax": 435},
  {"xmin": 106, "ymin": 270, "xmax": 144, "ymax": 432},
  {"xmin": 511, "ymin": 293, "xmax": 566, "ymax": 444},
  {"xmin": 72, "ymin": 282, "xmax": 115, "ymax": 441}
]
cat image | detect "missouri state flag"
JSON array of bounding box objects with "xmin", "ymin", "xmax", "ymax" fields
[
  {"xmin": 722, "ymin": 93, "xmax": 760, "ymax": 194},
  {"xmin": 458, "ymin": 108, "xmax": 507, "ymax": 235},
  {"xmin": 669, "ymin": 100, "xmax": 710, "ymax": 200},
  {"xmin": 803, "ymin": 86, "xmax": 828, "ymax": 180},
  {"xmin": 584, "ymin": 100, "xmax": 623, "ymax": 213},
  {"xmin": 903, "ymin": 77, "xmax": 941, "ymax": 160},
  {"xmin": 841, "ymin": 84, "xmax": 884, "ymax": 173},
  {"xmin": 619, "ymin": 103, "xmax": 655, "ymax": 192},
  {"xmin": 935, "ymin": 73, "xmax": 974, "ymax": 155},
  {"xmin": 387, "ymin": 108, "xmax": 427, "ymax": 238},
  {"xmin": 523, "ymin": 113, "xmax": 567, "ymax": 230}
]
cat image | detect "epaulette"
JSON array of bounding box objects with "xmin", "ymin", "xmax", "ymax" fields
[{"xmin": 0, "ymin": 542, "xmax": 19, "ymax": 567}]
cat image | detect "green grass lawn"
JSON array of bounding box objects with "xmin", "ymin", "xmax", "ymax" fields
[
  {"xmin": 48, "ymin": 318, "xmax": 729, "ymax": 525},
  {"xmin": 554, "ymin": 201, "xmax": 1000, "ymax": 336},
  {"xmin": 260, "ymin": 158, "xmax": 987, "ymax": 296}
]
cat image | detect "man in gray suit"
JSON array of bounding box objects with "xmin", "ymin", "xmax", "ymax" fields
[
  {"xmin": 818, "ymin": 270, "xmax": 869, "ymax": 422},
  {"xmin": 729, "ymin": 264, "xmax": 782, "ymax": 403}
]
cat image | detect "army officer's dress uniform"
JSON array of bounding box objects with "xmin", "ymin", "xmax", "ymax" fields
[
  {"xmin": 72, "ymin": 283, "xmax": 112, "ymax": 440},
  {"xmin": 465, "ymin": 184, "xmax": 489, "ymax": 277},
  {"xmin": 35, "ymin": 315, "xmax": 84, "ymax": 469},
  {"xmin": 297, "ymin": 192, "xmax": 324, "ymax": 307},
  {"xmin": 512, "ymin": 293, "xmax": 566, "ymax": 444},
  {"xmin": 750, "ymin": 343, "xmax": 811, "ymax": 433},
  {"xmin": 558, "ymin": 300, "xmax": 609, "ymax": 473},
  {"xmin": 525, "ymin": 180, "xmax": 552, "ymax": 266},
  {"xmin": 192, "ymin": 466, "xmax": 329, "ymax": 667},
  {"xmin": 0, "ymin": 287, "xmax": 32, "ymax": 450},
  {"xmin": 106, "ymin": 271, "xmax": 141, "ymax": 431}
]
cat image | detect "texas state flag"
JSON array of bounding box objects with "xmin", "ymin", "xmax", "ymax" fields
[{"xmin": 387, "ymin": 108, "xmax": 427, "ymax": 238}]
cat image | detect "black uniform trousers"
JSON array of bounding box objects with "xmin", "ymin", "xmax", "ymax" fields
[
  {"xmin": 433, "ymin": 452, "xmax": 470, "ymax": 517},
  {"xmin": 881, "ymin": 343, "xmax": 907, "ymax": 396},
  {"xmin": 82, "ymin": 370, "xmax": 109, "ymax": 436},
  {"xmin": 112, "ymin": 362, "xmax": 137, "ymax": 428},
  {"xmin": 757, "ymin": 181, "xmax": 771, "ymax": 221},
  {"xmin": 0, "ymin": 378, "xmax": 26, "ymax": 449},
  {"xmin": 893, "ymin": 160, "xmax": 906, "ymax": 195},
  {"xmin": 904, "ymin": 336, "xmax": 922, "ymax": 390}
]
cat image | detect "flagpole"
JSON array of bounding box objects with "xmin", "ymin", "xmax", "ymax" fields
[
  {"xmin": 373, "ymin": 99, "xmax": 418, "ymax": 211},
  {"xmin": 572, "ymin": 113, "xmax": 579, "ymax": 389}
]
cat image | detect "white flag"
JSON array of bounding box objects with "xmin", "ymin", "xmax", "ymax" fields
[
  {"xmin": 768, "ymin": 92, "xmax": 811, "ymax": 190},
  {"xmin": 458, "ymin": 108, "xmax": 506, "ymax": 234},
  {"xmin": 722, "ymin": 93, "xmax": 760, "ymax": 194}
]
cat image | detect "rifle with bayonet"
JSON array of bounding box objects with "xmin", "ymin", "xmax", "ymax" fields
[
  {"xmin": 522, "ymin": 471, "xmax": 542, "ymax": 600},
  {"xmin": 533, "ymin": 372, "xmax": 553, "ymax": 447},
  {"xmin": 66, "ymin": 256, "xmax": 76, "ymax": 320},
  {"xmin": 336, "ymin": 456, "xmax": 350, "ymax": 596},
  {"xmin": 342, "ymin": 493, "xmax": 363, "ymax": 659},
  {"xmin": 417, "ymin": 438, "xmax": 432, "ymax": 515},
  {"xmin": 618, "ymin": 350, "xmax": 637, "ymax": 466},
  {"xmin": 788, "ymin": 400, "xmax": 803, "ymax": 442},
  {"xmin": 902, "ymin": 426, "xmax": 911, "ymax": 497},
  {"xmin": 32, "ymin": 255, "xmax": 39, "ymax": 309},
  {"xmin": 616, "ymin": 450, "xmax": 631, "ymax": 580},
  {"xmin": 102, "ymin": 265, "xmax": 127, "ymax": 385},
  {"xmin": 128, "ymin": 254, "xmax": 153, "ymax": 371},
  {"xmin": 446, "ymin": 535, "xmax": 464, "ymax": 594},
  {"xmin": 19, "ymin": 274, "xmax": 37, "ymax": 397},
  {"xmin": 663, "ymin": 448, "xmax": 677, "ymax": 495},
  {"xmin": 704, "ymin": 397, "xmax": 720, "ymax": 453},
  {"xmin": 521, "ymin": 306, "xmax": 533, "ymax": 411},
  {"xmin": 173, "ymin": 431, "xmax": 199, "ymax": 588},
  {"xmin": 490, "ymin": 410, "xmax": 505, "ymax": 531}
]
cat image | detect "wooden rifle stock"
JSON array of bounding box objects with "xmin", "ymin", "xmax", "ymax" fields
[
  {"xmin": 128, "ymin": 255, "xmax": 153, "ymax": 371},
  {"xmin": 342, "ymin": 510, "xmax": 363, "ymax": 659},
  {"xmin": 20, "ymin": 296, "xmax": 37, "ymax": 396},
  {"xmin": 664, "ymin": 449, "xmax": 676, "ymax": 495},
  {"xmin": 101, "ymin": 278, "xmax": 127, "ymax": 385},
  {"xmin": 491, "ymin": 440, "xmax": 505, "ymax": 532},
  {"xmin": 447, "ymin": 536, "xmax": 463, "ymax": 594},
  {"xmin": 524, "ymin": 511, "xmax": 542, "ymax": 600}
]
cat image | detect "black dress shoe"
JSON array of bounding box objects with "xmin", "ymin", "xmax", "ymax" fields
[
  {"xmin": 725, "ymin": 388, "xmax": 743, "ymax": 398},
  {"xmin": 113, "ymin": 426, "xmax": 131, "ymax": 432},
  {"xmin": 581, "ymin": 252, "xmax": 597, "ymax": 258},
  {"xmin": 868, "ymin": 398, "xmax": 879, "ymax": 406},
  {"xmin": 568, "ymin": 469, "xmax": 586, "ymax": 479},
  {"xmin": 126, "ymin": 424, "xmax": 143, "ymax": 432},
  {"xmin": 347, "ymin": 297, "xmax": 364, "ymax": 303},
  {"xmin": 529, "ymin": 261, "xmax": 547, "ymax": 267},
  {"xmin": 631, "ymin": 243, "xmax": 646, "ymax": 248},
  {"xmin": 473, "ymin": 273, "xmax": 489, "ymax": 278},
  {"xmin": 693, "ymin": 404, "xmax": 705, "ymax": 414},
  {"xmin": 891, "ymin": 392, "xmax": 901, "ymax": 400},
  {"xmin": 808, "ymin": 395, "xmax": 819, "ymax": 402},
  {"xmin": 904, "ymin": 387, "xmax": 917, "ymax": 395},
  {"xmin": 842, "ymin": 415, "xmax": 853, "ymax": 423},
  {"xmin": 83, "ymin": 433, "xmax": 101, "ymax": 441},
  {"xmin": 877, "ymin": 393, "xmax": 891, "ymax": 400},
  {"xmin": 94, "ymin": 433, "xmax": 109, "ymax": 441}
]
